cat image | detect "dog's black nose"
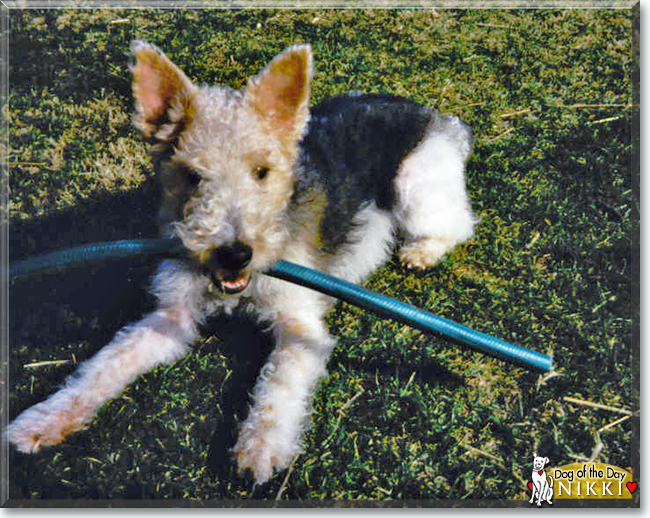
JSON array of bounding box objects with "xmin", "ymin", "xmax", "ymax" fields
[{"xmin": 212, "ymin": 242, "xmax": 253, "ymax": 271}]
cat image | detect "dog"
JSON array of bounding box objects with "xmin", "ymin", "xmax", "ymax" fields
[
  {"xmin": 6, "ymin": 41, "xmax": 476, "ymax": 484},
  {"xmin": 530, "ymin": 453, "xmax": 554, "ymax": 506}
]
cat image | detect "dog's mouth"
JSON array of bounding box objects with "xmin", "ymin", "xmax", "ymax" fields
[
  {"xmin": 195, "ymin": 241, "xmax": 255, "ymax": 296},
  {"xmin": 209, "ymin": 270, "xmax": 251, "ymax": 295}
]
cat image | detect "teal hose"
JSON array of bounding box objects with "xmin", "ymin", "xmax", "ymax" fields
[
  {"xmin": 266, "ymin": 261, "xmax": 552, "ymax": 373},
  {"xmin": 8, "ymin": 238, "xmax": 185, "ymax": 279},
  {"xmin": 8, "ymin": 237, "xmax": 552, "ymax": 373}
]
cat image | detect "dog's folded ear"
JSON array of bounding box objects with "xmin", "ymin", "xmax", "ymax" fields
[
  {"xmin": 131, "ymin": 40, "xmax": 198, "ymax": 146},
  {"xmin": 245, "ymin": 45, "xmax": 313, "ymax": 145}
]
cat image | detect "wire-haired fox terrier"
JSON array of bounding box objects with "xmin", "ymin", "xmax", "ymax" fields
[{"xmin": 7, "ymin": 41, "xmax": 476, "ymax": 483}]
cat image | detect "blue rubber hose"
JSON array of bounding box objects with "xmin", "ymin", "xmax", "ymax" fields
[
  {"xmin": 266, "ymin": 261, "xmax": 552, "ymax": 373},
  {"xmin": 8, "ymin": 237, "xmax": 552, "ymax": 373},
  {"xmin": 8, "ymin": 238, "xmax": 185, "ymax": 279}
]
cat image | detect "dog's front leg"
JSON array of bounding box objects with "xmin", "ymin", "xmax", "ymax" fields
[
  {"xmin": 535, "ymin": 482, "xmax": 545, "ymax": 506},
  {"xmin": 234, "ymin": 312, "xmax": 335, "ymax": 484},
  {"xmin": 544, "ymin": 485, "xmax": 553, "ymax": 505},
  {"xmin": 6, "ymin": 303, "xmax": 198, "ymax": 453}
]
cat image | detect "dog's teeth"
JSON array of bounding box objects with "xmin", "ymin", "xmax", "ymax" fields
[{"xmin": 220, "ymin": 275, "xmax": 250, "ymax": 293}]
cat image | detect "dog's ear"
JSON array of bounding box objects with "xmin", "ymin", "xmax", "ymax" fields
[
  {"xmin": 245, "ymin": 45, "xmax": 313, "ymax": 145},
  {"xmin": 131, "ymin": 41, "xmax": 198, "ymax": 145},
  {"xmin": 544, "ymin": 457, "xmax": 549, "ymax": 466}
]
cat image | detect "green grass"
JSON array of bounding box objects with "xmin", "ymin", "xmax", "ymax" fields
[{"xmin": 7, "ymin": 8, "xmax": 638, "ymax": 504}]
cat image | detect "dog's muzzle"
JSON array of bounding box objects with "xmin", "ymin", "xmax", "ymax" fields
[{"xmin": 206, "ymin": 241, "xmax": 253, "ymax": 295}]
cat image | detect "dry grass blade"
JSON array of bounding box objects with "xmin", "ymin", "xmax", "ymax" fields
[
  {"xmin": 563, "ymin": 396, "xmax": 633, "ymax": 416},
  {"xmin": 588, "ymin": 415, "xmax": 632, "ymax": 462},
  {"xmin": 24, "ymin": 360, "xmax": 71, "ymax": 369},
  {"xmin": 499, "ymin": 108, "xmax": 531, "ymax": 119},
  {"xmin": 275, "ymin": 455, "xmax": 297, "ymax": 501}
]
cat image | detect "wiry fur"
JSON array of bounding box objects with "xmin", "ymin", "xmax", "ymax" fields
[{"xmin": 6, "ymin": 41, "xmax": 476, "ymax": 483}]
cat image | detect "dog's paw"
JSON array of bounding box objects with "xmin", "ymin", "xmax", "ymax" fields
[
  {"xmin": 234, "ymin": 437, "xmax": 276, "ymax": 484},
  {"xmin": 233, "ymin": 423, "xmax": 297, "ymax": 484},
  {"xmin": 6, "ymin": 401, "xmax": 85, "ymax": 453},
  {"xmin": 399, "ymin": 237, "xmax": 452, "ymax": 269},
  {"xmin": 5, "ymin": 422, "xmax": 44, "ymax": 454}
]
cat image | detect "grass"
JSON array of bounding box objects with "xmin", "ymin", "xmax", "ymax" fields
[{"xmin": 7, "ymin": 7, "xmax": 638, "ymax": 505}]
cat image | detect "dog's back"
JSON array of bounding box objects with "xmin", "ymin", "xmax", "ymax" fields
[{"xmin": 289, "ymin": 92, "xmax": 475, "ymax": 282}]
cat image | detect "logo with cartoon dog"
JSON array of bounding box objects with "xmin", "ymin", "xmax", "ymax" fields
[
  {"xmin": 529, "ymin": 452, "xmax": 554, "ymax": 506},
  {"xmin": 527, "ymin": 453, "xmax": 637, "ymax": 502}
]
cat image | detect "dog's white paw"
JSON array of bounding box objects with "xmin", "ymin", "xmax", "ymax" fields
[
  {"xmin": 233, "ymin": 418, "xmax": 297, "ymax": 484},
  {"xmin": 6, "ymin": 401, "xmax": 85, "ymax": 453},
  {"xmin": 5, "ymin": 421, "xmax": 45, "ymax": 454},
  {"xmin": 399, "ymin": 237, "xmax": 452, "ymax": 269}
]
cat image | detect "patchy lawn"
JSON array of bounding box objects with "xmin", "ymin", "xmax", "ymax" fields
[{"xmin": 7, "ymin": 7, "xmax": 638, "ymax": 505}]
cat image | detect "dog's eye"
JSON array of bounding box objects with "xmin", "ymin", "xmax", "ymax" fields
[
  {"xmin": 182, "ymin": 167, "xmax": 202, "ymax": 188},
  {"xmin": 253, "ymin": 166, "xmax": 269, "ymax": 181}
]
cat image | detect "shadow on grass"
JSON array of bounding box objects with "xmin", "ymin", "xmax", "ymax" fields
[
  {"xmin": 9, "ymin": 179, "xmax": 162, "ymax": 403},
  {"xmin": 10, "ymin": 11, "xmax": 134, "ymax": 104},
  {"xmin": 8, "ymin": 179, "xmax": 463, "ymax": 500},
  {"xmin": 8, "ymin": 183, "xmax": 275, "ymax": 499}
]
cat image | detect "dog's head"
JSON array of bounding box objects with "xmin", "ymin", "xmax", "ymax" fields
[
  {"xmin": 131, "ymin": 41, "xmax": 313, "ymax": 294},
  {"xmin": 532, "ymin": 452, "xmax": 549, "ymax": 471}
]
